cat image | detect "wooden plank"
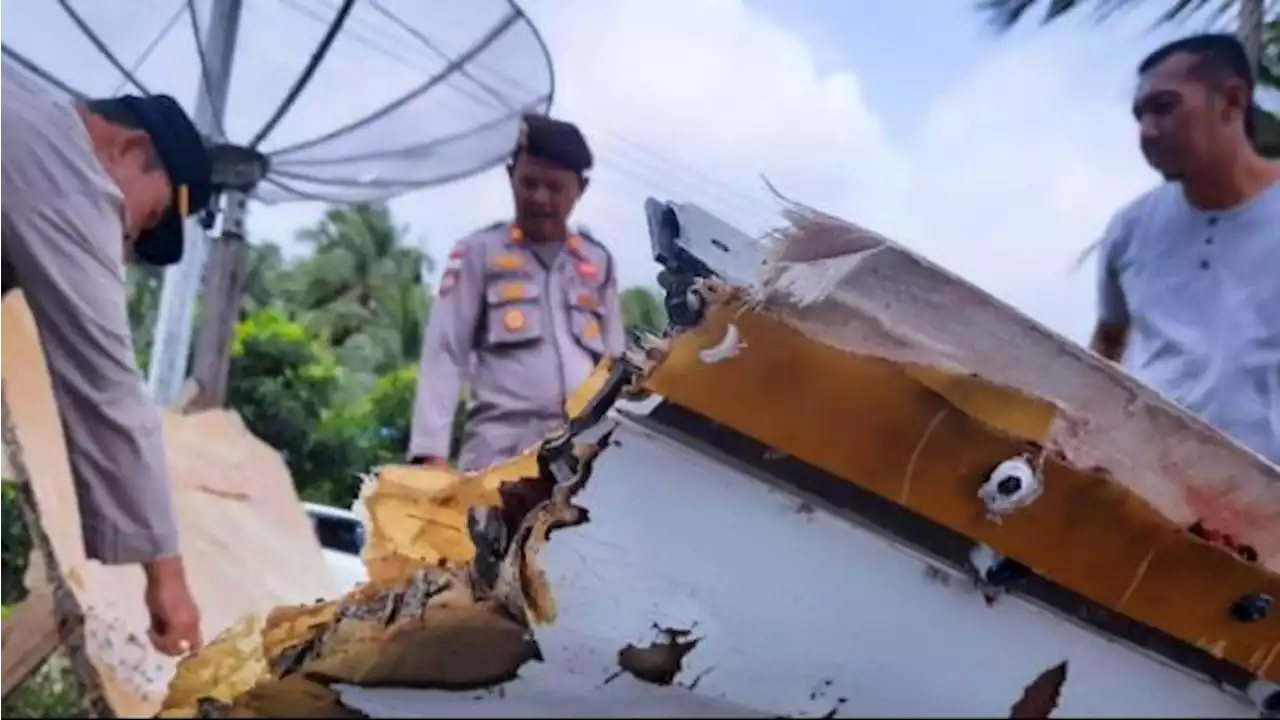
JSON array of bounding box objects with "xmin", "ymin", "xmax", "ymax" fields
[
  {"xmin": 1, "ymin": 590, "xmax": 59, "ymax": 699},
  {"xmin": 2, "ymin": 386, "xmax": 114, "ymax": 717}
]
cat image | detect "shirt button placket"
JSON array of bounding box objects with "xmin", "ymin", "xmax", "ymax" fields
[{"xmin": 1201, "ymin": 216, "xmax": 1216, "ymax": 269}]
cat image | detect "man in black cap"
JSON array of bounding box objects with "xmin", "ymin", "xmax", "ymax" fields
[
  {"xmin": 2, "ymin": 62, "xmax": 211, "ymax": 656},
  {"xmin": 407, "ymin": 113, "xmax": 626, "ymax": 472}
]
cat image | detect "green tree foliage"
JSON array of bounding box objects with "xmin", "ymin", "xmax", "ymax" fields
[
  {"xmin": 620, "ymin": 286, "xmax": 667, "ymax": 334},
  {"xmin": 125, "ymin": 265, "xmax": 164, "ymax": 370},
  {"xmin": 288, "ymin": 204, "xmax": 433, "ymax": 379},
  {"xmin": 225, "ymin": 309, "xmax": 369, "ymax": 505},
  {"xmin": 2, "ymin": 481, "xmax": 32, "ymax": 605},
  {"xmin": 118, "ymin": 203, "xmax": 674, "ymax": 507},
  {"xmin": 364, "ymin": 364, "xmax": 418, "ymax": 467},
  {"xmin": 975, "ymin": 0, "xmax": 1279, "ymax": 157},
  {"xmin": 1, "ymin": 484, "xmax": 82, "ymax": 718},
  {"xmin": 976, "ymin": 0, "xmax": 1240, "ymax": 31}
]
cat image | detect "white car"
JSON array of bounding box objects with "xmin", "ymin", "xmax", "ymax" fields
[{"xmin": 303, "ymin": 502, "xmax": 370, "ymax": 595}]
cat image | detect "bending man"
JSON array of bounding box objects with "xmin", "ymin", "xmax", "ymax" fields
[{"xmin": 2, "ymin": 64, "xmax": 212, "ymax": 654}]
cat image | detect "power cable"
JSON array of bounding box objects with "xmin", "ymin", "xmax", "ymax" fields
[{"xmin": 110, "ymin": 0, "xmax": 189, "ymax": 95}]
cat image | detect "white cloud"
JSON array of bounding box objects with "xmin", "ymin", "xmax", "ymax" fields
[
  {"xmin": 302, "ymin": 0, "xmax": 913, "ymax": 292},
  {"xmin": 888, "ymin": 30, "xmax": 1161, "ymax": 342},
  {"xmin": 373, "ymin": 0, "xmax": 1162, "ymax": 345},
  {"xmin": 11, "ymin": 0, "xmax": 1169, "ymax": 345}
]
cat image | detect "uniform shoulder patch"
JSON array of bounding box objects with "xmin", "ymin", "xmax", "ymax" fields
[
  {"xmin": 577, "ymin": 230, "xmax": 613, "ymax": 258},
  {"xmin": 575, "ymin": 231, "xmax": 613, "ymax": 283},
  {"xmin": 439, "ymin": 238, "xmax": 473, "ymax": 297}
]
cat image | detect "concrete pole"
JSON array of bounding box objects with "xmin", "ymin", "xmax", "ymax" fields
[
  {"xmin": 189, "ymin": 191, "xmax": 250, "ymax": 410},
  {"xmin": 146, "ymin": 0, "xmax": 243, "ymax": 406}
]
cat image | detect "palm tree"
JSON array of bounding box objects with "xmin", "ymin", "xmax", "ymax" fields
[
  {"xmin": 290, "ymin": 203, "xmax": 433, "ymax": 377},
  {"xmin": 240, "ymin": 241, "xmax": 287, "ymax": 317},
  {"xmin": 976, "ymin": 0, "xmax": 1277, "ymax": 155},
  {"xmin": 977, "ymin": 0, "xmax": 1266, "ymax": 61},
  {"xmin": 125, "ymin": 265, "xmax": 164, "ymax": 367},
  {"xmin": 620, "ymin": 286, "xmax": 668, "ymax": 335}
]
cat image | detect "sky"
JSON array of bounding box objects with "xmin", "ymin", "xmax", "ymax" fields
[{"xmin": 3, "ymin": 0, "xmax": 1251, "ymax": 344}]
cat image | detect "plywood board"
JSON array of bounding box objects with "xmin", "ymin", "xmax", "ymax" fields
[
  {"xmin": 0, "ymin": 294, "xmax": 338, "ymax": 716},
  {"xmin": 1, "ymin": 589, "xmax": 59, "ymax": 699}
]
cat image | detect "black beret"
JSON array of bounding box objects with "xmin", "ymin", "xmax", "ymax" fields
[
  {"xmin": 108, "ymin": 94, "xmax": 213, "ymax": 266},
  {"xmin": 514, "ymin": 114, "xmax": 593, "ymax": 174}
]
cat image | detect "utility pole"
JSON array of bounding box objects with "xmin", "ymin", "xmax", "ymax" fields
[
  {"xmin": 146, "ymin": 0, "xmax": 243, "ymax": 407},
  {"xmin": 189, "ymin": 191, "xmax": 250, "ymax": 410}
]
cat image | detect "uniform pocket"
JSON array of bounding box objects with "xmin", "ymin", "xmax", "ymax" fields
[
  {"xmin": 570, "ymin": 289, "xmax": 609, "ymax": 353},
  {"xmin": 484, "ymin": 279, "xmax": 543, "ymax": 348}
]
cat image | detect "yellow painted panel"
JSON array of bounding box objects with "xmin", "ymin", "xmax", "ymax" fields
[{"xmin": 646, "ymin": 303, "xmax": 1280, "ymax": 681}]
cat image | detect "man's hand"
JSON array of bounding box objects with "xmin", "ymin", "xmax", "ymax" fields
[
  {"xmin": 1089, "ymin": 321, "xmax": 1129, "ymax": 363},
  {"xmin": 143, "ymin": 555, "xmax": 202, "ymax": 657}
]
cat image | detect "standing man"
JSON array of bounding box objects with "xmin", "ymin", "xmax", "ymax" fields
[
  {"xmin": 2, "ymin": 64, "xmax": 211, "ymax": 654},
  {"xmin": 408, "ymin": 114, "xmax": 625, "ymax": 471},
  {"xmin": 1091, "ymin": 34, "xmax": 1280, "ymax": 465}
]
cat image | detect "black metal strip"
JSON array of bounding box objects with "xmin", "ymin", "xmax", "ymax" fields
[
  {"xmin": 248, "ymin": 0, "xmax": 357, "ymax": 148},
  {"xmin": 636, "ymin": 399, "xmax": 1255, "ymax": 693}
]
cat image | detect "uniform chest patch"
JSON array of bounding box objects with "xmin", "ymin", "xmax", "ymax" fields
[{"xmin": 491, "ymin": 253, "xmax": 525, "ymax": 271}]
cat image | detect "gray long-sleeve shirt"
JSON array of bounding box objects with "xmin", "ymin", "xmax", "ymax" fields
[
  {"xmin": 1, "ymin": 62, "xmax": 180, "ymax": 563},
  {"xmin": 409, "ymin": 222, "xmax": 626, "ymax": 471}
]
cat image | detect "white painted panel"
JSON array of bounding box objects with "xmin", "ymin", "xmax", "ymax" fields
[{"xmin": 342, "ymin": 419, "xmax": 1255, "ymax": 718}]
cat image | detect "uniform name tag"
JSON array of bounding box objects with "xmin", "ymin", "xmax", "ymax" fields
[{"xmin": 492, "ymin": 253, "xmax": 525, "ymax": 271}]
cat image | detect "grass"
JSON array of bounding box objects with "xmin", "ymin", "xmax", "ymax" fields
[
  {"xmin": 2, "ymin": 652, "xmax": 83, "ymax": 719},
  {"xmin": 3, "ymin": 483, "xmax": 84, "ymax": 719}
]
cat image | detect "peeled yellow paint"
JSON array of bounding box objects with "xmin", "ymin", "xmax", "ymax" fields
[
  {"xmin": 157, "ymin": 617, "xmax": 268, "ymax": 718},
  {"xmin": 360, "ymin": 359, "xmax": 613, "ymax": 583},
  {"xmin": 160, "ymin": 360, "xmax": 618, "ymax": 716}
]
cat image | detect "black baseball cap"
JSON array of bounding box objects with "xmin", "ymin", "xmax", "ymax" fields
[{"xmin": 106, "ymin": 94, "xmax": 213, "ymax": 266}]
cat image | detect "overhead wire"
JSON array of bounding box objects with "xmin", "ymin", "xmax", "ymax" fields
[
  {"xmin": 267, "ymin": 8, "xmax": 524, "ymax": 157},
  {"xmin": 248, "ymin": 0, "xmax": 356, "ymax": 147},
  {"xmin": 366, "ymin": 0, "xmax": 516, "ymax": 111},
  {"xmin": 110, "ymin": 0, "xmax": 189, "ymax": 95},
  {"xmin": 55, "ymin": 0, "xmax": 152, "ymax": 94},
  {"xmin": 184, "ymin": 0, "xmax": 228, "ymax": 140},
  {"xmin": 1, "ymin": 47, "xmax": 87, "ymax": 100},
  {"xmin": 275, "ymin": 0, "xmax": 499, "ymax": 128},
  {"xmin": 304, "ymin": 0, "xmax": 778, "ymax": 229}
]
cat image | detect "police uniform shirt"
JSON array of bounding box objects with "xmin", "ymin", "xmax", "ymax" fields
[
  {"xmin": 408, "ymin": 223, "xmax": 625, "ymax": 471},
  {"xmin": 1, "ymin": 65, "xmax": 179, "ymax": 564}
]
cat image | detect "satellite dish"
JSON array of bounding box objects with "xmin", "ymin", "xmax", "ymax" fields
[{"xmin": 3, "ymin": 0, "xmax": 555, "ymax": 406}]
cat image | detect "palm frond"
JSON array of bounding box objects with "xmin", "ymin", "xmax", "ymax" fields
[{"xmin": 975, "ymin": 0, "xmax": 1244, "ymax": 33}]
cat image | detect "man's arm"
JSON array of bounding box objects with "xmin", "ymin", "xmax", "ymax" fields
[
  {"xmin": 1089, "ymin": 322, "xmax": 1128, "ymax": 362},
  {"xmin": 1090, "ymin": 215, "xmax": 1131, "ymax": 363},
  {"xmin": 408, "ymin": 239, "xmax": 485, "ymax": 464},
  {"xmin": 4, "ymin": 194, "xmax": 179, "ymax": 564}
]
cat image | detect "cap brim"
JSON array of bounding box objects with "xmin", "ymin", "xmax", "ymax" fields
[{"xmin": 133, "ymin": 210, "xmax": 185, "ymax": 267}]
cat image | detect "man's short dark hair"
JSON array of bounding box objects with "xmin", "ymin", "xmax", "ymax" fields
[
  {"xmin": 1138, "ymin": 33, "xmax": 1255, "ymax": 88},
  {"xmin": 84, "ymin": 97, "xmax": 164, "ymax": 170},
  {"xmin": 1138, "ymin": 33, "xmax": 1257, "ymax": 138}
]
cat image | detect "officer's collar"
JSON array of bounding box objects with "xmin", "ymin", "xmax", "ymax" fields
[{"xmin": 507, "ymin": 222, "xmax": 584, "ymax": 254}]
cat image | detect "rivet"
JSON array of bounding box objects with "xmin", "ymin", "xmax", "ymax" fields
[{"xmin": 1230, "ymin": 593, "xmax": 1271, "ymax": 622}]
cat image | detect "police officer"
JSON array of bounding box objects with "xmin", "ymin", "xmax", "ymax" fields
[
  {"xmin": 2, "ymin": 64, "xmax": 210, "ymax": 655},
  {"xmin": 408, "ymin": 114, "xmax": 625, "ymax": 471}
]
